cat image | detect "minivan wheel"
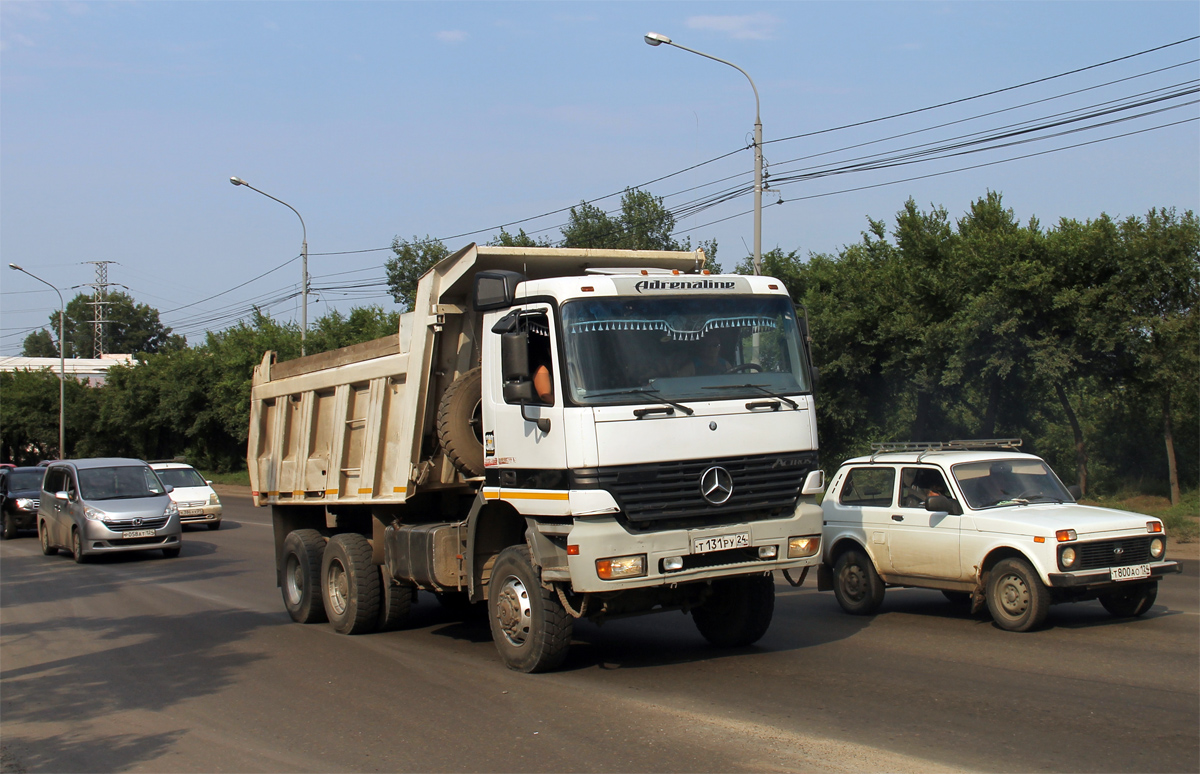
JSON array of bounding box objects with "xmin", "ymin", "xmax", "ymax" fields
[
  {"xmin": 71, "ymin": 528, "xmax": 88, "ymax": 564},
  {"xmin": 2, "ymin": 512, "xmax": 17, "ymax": 540},
  {"xmin": 39, "ymin": 521, "xmax": 57, "ymax": 556}
]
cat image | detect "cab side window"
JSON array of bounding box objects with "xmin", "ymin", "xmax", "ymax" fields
[
  {"xmin": 839, "ymin": 467, "xmax": 896, "ymax": 507},
  {"xmin": 900, "ymin": 467, "xmax": 951, "ymax": 508}
]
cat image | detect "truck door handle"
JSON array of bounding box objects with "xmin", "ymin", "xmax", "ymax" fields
[{"xmin": 891, "ymin": 514, "xmax": 903, "ymax": 522}]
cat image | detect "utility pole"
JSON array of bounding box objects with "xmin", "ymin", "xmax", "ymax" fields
[{"xmin": 85, "ymin": 260, "xmax": 117, "ymax": 357}]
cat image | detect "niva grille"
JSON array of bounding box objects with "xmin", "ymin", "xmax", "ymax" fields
[
  {"xmin": 576, "ymin": 453, "xmax": 815, "ymax": 526},
  {"xmin": 1076, "ymin": 537, "xmax": 1151, "ymax": 571}
]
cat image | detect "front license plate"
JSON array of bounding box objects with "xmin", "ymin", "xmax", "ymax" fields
[
  {"xmin": 124, "ymin": 529, "xmax": 157, "ymax": 539},
  {"xmin": 179, "ymin": 508, "xmax": 204, "ymax": 516},
  {"xmin": 1111, "ymin": 564, "xmax": 1150, "ymax": 582},
  {"xmin": 693, "ymin": 532, "xmax": 750, "ymax": 554}
]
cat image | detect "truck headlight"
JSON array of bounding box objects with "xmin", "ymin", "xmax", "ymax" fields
[
  {"xmin": 788, "ymin": 536, "xmax": 820, "ymax": 558},
  {"xmin": 1060, "ymin": 546, "xmax": 1077, "ymax": 569},
  {"xmin": 1150, "ymin": 537, "xmax": 1165, "ymax": 559},
  {"xmin": 596, "ymin": 555, "xmax": 646, "ymax": 580}
]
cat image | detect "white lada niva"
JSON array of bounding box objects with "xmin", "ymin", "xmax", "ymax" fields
[{"xmin": 819, "ymin": 440, "xmax": 1182, "ymax": 631}]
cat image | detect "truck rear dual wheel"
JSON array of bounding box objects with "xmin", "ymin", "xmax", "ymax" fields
[
  {"xmin": 692, "ymin": 575, "xmax": 775, "ymax": 647},
  {"xmin": 986, "ymin": 557, "xmax": 1051, "ymax": 632},
  {"xmin": 487, "ymin": 546, "xmax": 573, "ymax": 673},
  {"xmin": 322, "ymin": 533, "xmax": 381, "ymax": 635},
  {"xmin": 438, "ymin": 367, "xmax": 486, "ymax": 478},
  {"xmin": 282, "ymin": 529, "xmax": 328, "ymax": 624},
  {"xmin": 1099, "ymin": 581, "xmax": 1157, "ymax": 618}
]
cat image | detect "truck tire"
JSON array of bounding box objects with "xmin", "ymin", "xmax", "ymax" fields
[
  {"xmin": 692, "ymin": 575, "xmax": 775, "ymax": 647},
  {"xmin": 986, "ymin": 557, "xmax": 1051, "ymax": 632},
  {"xmin": 437, "ymin": 367, "xmax": 485, "ymax": 478},
  {"xmin": 322, "ymin": 532, "xmax": 381, "ymax": 635},
  {"xmin": 282, "ymin": 529, "xmax": 327, "ymax": 624},
  {"xmin": 832, "ymin": 548, "xmax": 885, "ymax": 615},
  {"xmin": 487, "ymin": 546, "xmax": 572, "ymax": 673},
  {"xmin": 1099, "ymin": 581, "xmax": 1157, "ymax": 618},
  {"xmin": 377, "ymin": 566, "xmax": 415, "ymax": 632}
]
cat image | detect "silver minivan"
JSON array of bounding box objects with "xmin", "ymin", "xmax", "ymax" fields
[{"xmin": 37, "ymin": 458, "xmax": 182, "ymax": 562}]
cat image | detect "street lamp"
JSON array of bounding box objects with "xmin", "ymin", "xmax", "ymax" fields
[
  {"xmin": 645, "ymin": 32, "xmax": 764, "ymax": 275},
  {"xmin": 9, "ymin": 264, "xmax": 66, "ymax": 458},
  {"xmin": 230, "ymin": 176, "xmax": 310, "ymax": 355}
]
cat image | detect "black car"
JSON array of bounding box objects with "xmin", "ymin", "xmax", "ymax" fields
[{"xmin": 1, "ymin": 466, "xmax": 46, "ymax": 539}]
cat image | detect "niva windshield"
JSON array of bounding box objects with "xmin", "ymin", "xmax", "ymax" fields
[
  {"xmin": 561, "ymin": 295, "xmax": 810, "ymax": 405},
  {"xmin": 952, "ymin": 459, "xmax": 1074, "ymax": 509}
]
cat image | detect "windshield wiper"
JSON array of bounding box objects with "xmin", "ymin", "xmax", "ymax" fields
[
  {"xmin": 595, "ymin": 386, "xmax": 694, "ymax": 416},
  {"xmin": 702, "ymin": 383, "xmax": 799, "ymax": 410}
]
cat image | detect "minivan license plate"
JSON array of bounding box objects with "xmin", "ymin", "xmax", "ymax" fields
[
  {"xmin": 693, "ymin": 532, "xmax": 750, "ymax": 554},
  {"xmin": 1111, "ymin": 564, "xmax": 1150, "ymax": 581},
  {"xmin": 124, "ymin": 529, "xmax": 156, "ymax": 539}
]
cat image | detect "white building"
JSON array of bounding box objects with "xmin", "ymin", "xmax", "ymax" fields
[{"xmin": 0, "ymin": 354, "xmax": 136, "ymax": 386}]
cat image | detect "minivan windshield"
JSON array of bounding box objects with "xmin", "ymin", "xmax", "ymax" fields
[
  {"xmin": 561, "ymin": 294, "xmax": 810, "ymax": 405},
  {"xmin": 77, "ymin": 466, "xmax": 166, "ymax": 501},
  {"xmin": 952, "ymin": 459, "xmax": 1074, "ymax": 509},
  {"xmin": 154, "ymin": 467, "xmax": 207, "ymax": 489}
]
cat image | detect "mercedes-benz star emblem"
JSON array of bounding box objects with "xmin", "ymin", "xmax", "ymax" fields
[{"xmin": 699, "ymin": 466, "xmax": 734, "ymax": 505}]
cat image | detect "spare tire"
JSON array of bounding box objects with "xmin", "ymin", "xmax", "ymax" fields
[{"xmin": 437, "ymin": 367, "xmax": 485, "ymax": 477}]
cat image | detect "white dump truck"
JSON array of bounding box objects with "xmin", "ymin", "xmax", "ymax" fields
[{"xmin": 248, "ymin": 244, "xmax": 824, "ymax": 671}]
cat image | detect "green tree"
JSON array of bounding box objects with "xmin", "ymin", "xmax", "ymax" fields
[
  {"xmin": 488, "ymin": 228, "xmax": 552, "ymax": 247},
  {"xmin": 385, "ymin": 236, "xmax": 450, "ymax": 310},
  {"xmin": 560, "ymin": 188, "xmax": 717, "ymax": 265},
  {"xmin": 21, "ymin": 328, "xmax": 59, "ymax": 357},
  {"xmin": 55, "ymin": 291, "xmax": 184, "ymax": 357}
]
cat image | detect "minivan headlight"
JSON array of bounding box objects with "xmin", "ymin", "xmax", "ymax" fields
[
  {"xmin": 164, "ymin": 501, "xmax": 179, "ymax": 519},
  {"xmin": 84, "ymin": 507, "xmax": 107, "ymax": 521}
]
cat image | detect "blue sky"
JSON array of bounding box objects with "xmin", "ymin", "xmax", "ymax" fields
[{"xmin": 2, "ymin": 1, "xmax": 1197, "ymax": 354}]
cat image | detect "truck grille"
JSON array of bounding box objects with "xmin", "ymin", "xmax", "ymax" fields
[
  {"xmin": 1077, "ymin": 537, "xmax": 1151, "ymax": 571},
  {"xmin": 572, "ymin": 452, "xmax": 816, "ymax": 526},
  {"xmin": 105, "ymin": 515, "xmax": 169, "ymax": 532}
]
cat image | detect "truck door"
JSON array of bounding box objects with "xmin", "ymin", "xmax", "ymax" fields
[
  {"xmin": 888, "ymin": 466, "xmax": 961, "ymax": 579},
  {"xmin": 486, "ymin": 306, "xmax": 569, "ymax": 495}
]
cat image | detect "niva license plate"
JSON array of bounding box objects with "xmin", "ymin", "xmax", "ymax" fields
[
  {"xmin": 1111, "ymin": 564, "xmax": 1150, "ymax": 582},
  {"xmin": 693, "ymin": 532, "xmax": 750, "ymax": 554}
]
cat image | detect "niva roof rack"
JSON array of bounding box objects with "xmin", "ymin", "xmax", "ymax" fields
[{"xmin": 868, "ymin": 438, "xmax": 1023, "ymax": 462}]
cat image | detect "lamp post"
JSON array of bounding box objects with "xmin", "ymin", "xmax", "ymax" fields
[
  {"xmin": 229, "ymin": 176, "xmax": 310, "ymax": 355},
  {"xmin": 645, "ymin": 31, "xmax": 763, "ymax": 276},
  {"xmin": 9, "ymin": 264, "xmax": 66, "ymax": 458}
]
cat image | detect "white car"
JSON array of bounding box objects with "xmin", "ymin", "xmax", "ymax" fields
[
  {"xmin": 149, "ymin": 462, "xmax": 223, "ymax": 530},
  {"xmin": 819, "ymin": 440, "xmax": 1181, "ymax": 631}
]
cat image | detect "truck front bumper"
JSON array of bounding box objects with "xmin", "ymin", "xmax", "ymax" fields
[
  {"xmin": 1047, "ymin": 560, "xmax": 1181, "ymax": 588},
  {"xmin": 564, "ymin": 502, "xmax": 823, "ymax": 593}
]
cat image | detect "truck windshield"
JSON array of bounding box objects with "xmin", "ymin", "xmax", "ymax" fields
[
  {"xmin": 561, "ymin": 295, "xmax": 810, "ymax": 405},
  {"xmin": 952, "ymin": 459, "xmax": 1074, "ymax": 509}
]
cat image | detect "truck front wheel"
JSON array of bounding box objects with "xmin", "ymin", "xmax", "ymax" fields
[
  {"xmin": 692, "ymin": 575, "xmax": 775, "ymax": 647},
  {"xmin": 322, "ymin": 533, "xmax": 381, "ymax": 635},
  {"xmin": 282, "ymin": 529, "xmax": 327, "ymax": 624},
  {"xmin": 487, "ymin": 546, "xmax": 572, "ymax": 673}
]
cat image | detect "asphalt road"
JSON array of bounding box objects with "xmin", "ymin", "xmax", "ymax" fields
[{"xmin": 2, "ymin": 493, "xmax": 1197, "ymax": 773}]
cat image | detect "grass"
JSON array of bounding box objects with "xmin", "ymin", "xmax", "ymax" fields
[
  {"xmin": 201, "ymin": 469, "xmax": 251, "ymax": 488},
  {"xmin": 1081, "ymin": 489, "xmax": 1200, "ymax": 543}
]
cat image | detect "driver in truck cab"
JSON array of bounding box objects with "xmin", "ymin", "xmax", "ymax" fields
[{"xmin": 676, "ymin": 334, "xmax": 731, "ymax": 376}]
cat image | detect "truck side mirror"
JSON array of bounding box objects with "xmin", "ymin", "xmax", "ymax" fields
[
  {"xmin": 926, "ymin": 494, "xmax": 963, "ymax": 516},
  {"xmin": 500, "ymin": 330, "xmax": 550, "ymax": 433},
  {"xmin": 474, "ymin": 270, "xmax": 526, "ymax": 311}
]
